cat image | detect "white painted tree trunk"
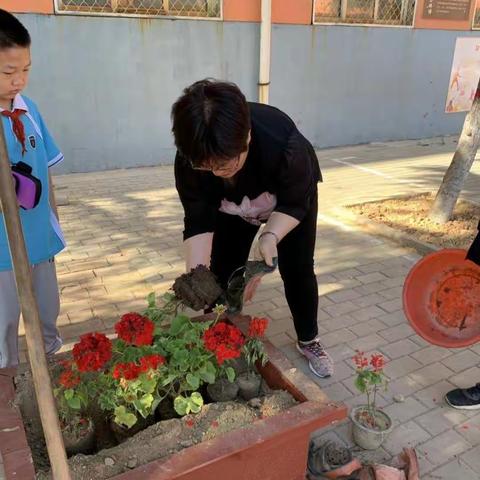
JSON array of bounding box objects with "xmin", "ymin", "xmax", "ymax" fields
[{"xmin": 429, "ymin": 78, "xmax": 480, "ymax": 224}]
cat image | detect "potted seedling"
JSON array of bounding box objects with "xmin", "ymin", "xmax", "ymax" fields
[{"xmin": 350, "ymin": 351, "xmax": 393, "ymax": 450}]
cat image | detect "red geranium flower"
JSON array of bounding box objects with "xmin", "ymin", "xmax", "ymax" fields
[
  {"xmin": 353, "ymin": 350, "xmax": 368, "ymax": 369},
  {"xmin": 113, "ymin": 362, "xmax": 141, "ymax": 381},
  {"xmin": 139, "ymin": 354, "xmax": 165, "ymax": 372},
  {"xmin": 248, "ymin": 317, "xmax": 269, "ymax": 337},
  {"xmin": 73, "ymin": 332, "xmax": 112, "ymax": 372},
  {"xmin": 203, "ymin": 322, "xmax": 245, "ymax": 365},
  {"xmin": 58, "ymin": 368, "xmax": 81, "ymax": 388},
  {"xmin": 115, "ymin": 313, "xmax": 155, "ymax": 346},
  {"xmin": 370, "ymin": 354, "xmax": 385, "ymax": 372}
]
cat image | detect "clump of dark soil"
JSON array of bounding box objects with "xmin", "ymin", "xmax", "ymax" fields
[{"xmin": 172, "ymin": 265, "xmax": 223, "ymax": 310}]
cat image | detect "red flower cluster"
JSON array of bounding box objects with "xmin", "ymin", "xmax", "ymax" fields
[
  {"xmin": 112, "ymin": 354, "xmax": 166, "ymax": 381},
  {"xmin": 58, "ymin": 367, "xmax": 81, "ymax": 388},
  {"xmin": 139, "ymin": 354, "xmax": 165, "ymax": 371},
  {"xmin": 353, "ymin": 351, "xmax": 368, "ymax": 369},
  {"xmin": 248, "ymin": 317, "xmax": 269, "ymax": 338},
  {"xmin": 203, "ymin": 322, "xmax": 245, "ymax": 365},
  {"xmin": 115, "ymin": 313, "xmax": 155, "ymax": 346},
  {"xmin": 113, "ymin": 362, "xmax": 141, "ymax": 380},
  {"xmin": 370, "ymin": 354, "xmax": 385, "ymax": 372},
  {"xmin": 73, "ymin": 332, "xmax": 112, "ymax": 372}
]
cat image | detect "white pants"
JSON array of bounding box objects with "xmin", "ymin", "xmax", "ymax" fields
[{"xmin": 0, "ymin": 259, "xmax": 62, "ymax": 368}]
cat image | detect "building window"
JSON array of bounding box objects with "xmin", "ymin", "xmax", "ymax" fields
[
  {"xmin": 314, "ymin": 0, "xmax": 417, "ymax": 26},
  {"xmin": 55, "ymin": 0, "xmax": 221, "ymax": 19}
]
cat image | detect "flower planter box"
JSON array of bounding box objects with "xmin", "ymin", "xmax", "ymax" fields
[{"xmin": 0, "ymin": 315, "xmax": 347, "ymax": 480}]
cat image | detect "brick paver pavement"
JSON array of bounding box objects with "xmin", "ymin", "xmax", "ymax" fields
[{"xmin": 16, "ymin": 136, "xmax": 480, "ymax": 478}]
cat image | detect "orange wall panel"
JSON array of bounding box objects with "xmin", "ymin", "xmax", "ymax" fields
[
  {"xmin": 223, "ymin": 0, "xmax": 261, "ymax": 22},
  {"xmin": 414, "ymin": 0, "xmax": 476, "ymax": 30},
  {"xmin": 224, "ymin": 0, "xmax": 313, "ymax": 24},
  {"xmin": 0, "ymin": 0, "xmax": 54, "ymax": 14},
  {"xmin": 272, "ymin": 0, "xmax": 312, "ymax": 24}
]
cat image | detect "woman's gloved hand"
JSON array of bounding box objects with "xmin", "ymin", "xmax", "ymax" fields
[{"xmin": 255, "ymin": 231, "xmax": 278, "ymax": 267}]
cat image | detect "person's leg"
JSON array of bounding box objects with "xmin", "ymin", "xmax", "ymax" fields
[
  {"xmin": 32, "ymin": 259, "xmax": 62, "ymax": 355},
  {"xmin": 210, "ymin": 212, "xmax": 260, "ymax": 290},
  {"xmin": 0, "ymin": 269, "xmax": 21, "ymax": 368},
  {"xmin": 277, "ymin": 191, "xmax": 333, "ymax": 378}
]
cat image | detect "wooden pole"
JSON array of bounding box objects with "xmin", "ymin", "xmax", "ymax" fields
[
  {"xmin": 0, "ymin": 122, "xmax": 71, "ymax": 478},
  {"xmin": 258, "ymin": 0, "xmax": 271, "ymax": 105}
]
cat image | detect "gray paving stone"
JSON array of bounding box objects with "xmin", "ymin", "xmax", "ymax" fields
[
  {"xmin": 417, "ymin": 406, "xmax": 469, "ymax": 436},
  {"xmin": 379, "ymin": 338, "xmax": 422, "ymax": 359},
  {"xmin": 350, "ymin": 333, "xmax": 389, "ymax": 352},
  {"xmin": 455, "ymin": 414, "xmax": 480, "ymax": 446},
  {"xmin": 321, "ymin": 328, "xmax": 358, "ymax": 347},
  {"xmin": 411, "ymin": 346, "xmax": 453, "ymax": 366},
  {"xmin": 441, "ymin": 350, "xmax": 480, "ymax": 373},
  {"xmin": 429, "ymin": 458, "xmax": 479, "ymax": 480},
  {"xmin": 384, "ymin": 356, "xmax": 423, "ymax": 380},
  {"xmin": 383, "ymin": 420, "xmax": 431, "ymax": 455},
  {"xmin": 413, "ymin": 380, "xmax": 458, "ymax": 409},
  {"xmin": 350, "ymin": 305, "xmax": 386, "ymax": 322},
  {"xmin": 418, "ymin": 430, "xmax": 472, "ymax": 466},
  {"xmin": 384, "ymin": 396, "xmax": 429, "ymax": 423},
  {"xmin": 449, "ymin": 367, "xmax": 480, "ymax": 388},
  {"xmin": 461, "ymin": 445, "xmax": 480, "ymax": 472},
  {"xmin": 409, "ymin": 364, "xmax": 455, "ymax": 388},
  {"xmin": 378, "ymin": 323, "xmax": 415, "ymax": 342}
]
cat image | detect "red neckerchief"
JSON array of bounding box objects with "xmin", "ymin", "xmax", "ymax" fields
[{"xmin": 1, "ymin": 108, "xmax": 27, "ymax": 155}]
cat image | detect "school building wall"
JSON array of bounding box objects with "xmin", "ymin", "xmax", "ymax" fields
[{"xmin": 12, "ymin": 9, "xmax": 476, "ymax": 173}]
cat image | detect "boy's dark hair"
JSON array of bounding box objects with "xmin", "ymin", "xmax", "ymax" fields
[
  {"xmin": 171, "ymin": 79, "xmax": 250, "ymax": 168},
  {"xmin": 0, "ymin": 9, "xmax": 31, "ymax": 50}
]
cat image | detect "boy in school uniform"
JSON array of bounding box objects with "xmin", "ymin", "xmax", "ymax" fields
[{"xmin": 0, "ymin": 9, "xmax": 65, "ymax": 368}]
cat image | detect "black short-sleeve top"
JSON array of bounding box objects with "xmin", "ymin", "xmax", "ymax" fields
[{"xmin": 175, "ymin": 102, "xmax": 322, "ymax": 240}]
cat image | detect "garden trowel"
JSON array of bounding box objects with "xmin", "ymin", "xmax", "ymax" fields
[{"xmin": 224, "ymin": 258, "xmax": 278, "ymax": 313}]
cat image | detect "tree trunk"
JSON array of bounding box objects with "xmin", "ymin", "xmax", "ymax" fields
[{"xmin": 429, "ymin": 78, "xmax": 480, "ymax": 224}]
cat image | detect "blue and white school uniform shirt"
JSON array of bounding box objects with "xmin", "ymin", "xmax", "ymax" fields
[{"xmin": 0, "ymin": 94, "xmax": 66, "ymax": 271}]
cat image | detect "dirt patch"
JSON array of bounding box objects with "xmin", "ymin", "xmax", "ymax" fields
[
  {"xmin": 348, "ymin": 193, "xmax": 479, "ymax": 249},
  {"xmin": 14, "ymin": 367, "xmax": 297, "ymax": 480}
]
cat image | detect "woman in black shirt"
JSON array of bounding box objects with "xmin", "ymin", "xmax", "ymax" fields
[{"xmin": 172, "ymin": 79, "xmax": 333, "ymax": 378}]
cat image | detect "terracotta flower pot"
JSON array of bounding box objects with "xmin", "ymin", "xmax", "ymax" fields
[
  {"xmin": 237, "ymin": 372, "xmax": 261, "ymax": 400},
  {"xmin": 62, "ymin": 418, "xmax": 96, "ymax": 456},
  {"xmin": 350, "ymin": 406, "xmax": 393, "ymax": 450}
]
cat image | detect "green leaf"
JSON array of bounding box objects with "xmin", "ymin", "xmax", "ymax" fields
[
  {"xmin": 190, "ymin": 391, "xmax": 203, "ymax": 407},
  {"xmin": 198, "ymin": 368, "xmax": 216, "ymax": 384},
  {"xmin": 187, "ymin": 392, "xmax": 203, "ymax": 414},
  {"xmin": 66, "ymin": 396, "xmax": 82, "ymax": 410},
  {"xmin": 174, "ymin": 396, "xmax": 190, "ymax": 416},
  {"xmin": 114, "ymin": 406, "xmax": 137, "ymax": 429},
  {"xmin": 355, "ymin": 376, "xmax": 367, "ymax": 393},
  {"xmin": 186, "ymin": 374, "xmax": 200, "ymax": 391},
  {"xmin": 140, "ymin": 376, "xmax": 157, "ymax": 394},
  {"xmin": 225, "ymin": 367, "xmax": 236, "ymax": 383},
  {"xmin": 159, "ymin": 374, "xmax": 177, "ymax": 388},
  {"xmin": 169, "ymin": 315, "xmax": 189, "ymax": 336},
  {"xmin": 133, "ymin": 393, "xmax": 154, "ymax": 418},
  {"xmin": 64, "ymin": 389, "xmax": 74, "ymax": 401},
  {"xmin": 147, "ymin": 292, "xmax": 156, "ymax": 307}
]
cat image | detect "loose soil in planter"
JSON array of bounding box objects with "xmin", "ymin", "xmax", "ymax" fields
[
  {"xmin": 355, "ymin": 409, "xmax": 390, "ymax": 432},
  {"xmin": 14, "ymin": 366, "xmax": 297, "ymax": 480},
  {"xmin": 348, "ymin": 193, "xmax": 479, "ymax": 249}
]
